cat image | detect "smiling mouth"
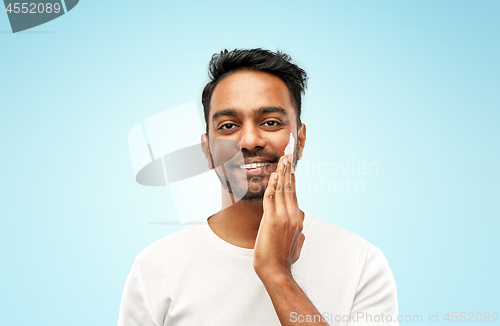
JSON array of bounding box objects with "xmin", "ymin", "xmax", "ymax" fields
[{"xmin": 238, "ymin": 162, "xmax": 272, "ymax": 170}]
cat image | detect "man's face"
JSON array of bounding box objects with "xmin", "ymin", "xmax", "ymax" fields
[{"xmin": 203, "ymin": 70, "xmax": 304, "ymax": 202}]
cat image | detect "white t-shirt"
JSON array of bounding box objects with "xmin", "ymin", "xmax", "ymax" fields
[{"xmin": 118, "ymin": 211, "xmax": 398, "ymax": 326}]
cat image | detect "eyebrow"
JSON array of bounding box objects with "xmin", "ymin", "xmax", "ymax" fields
[
  {"xmin": 212, "ymin": 108, "xmax": 238, "ymax": 122},
  {"xmin": 255, "ymin": 106, "xmax": 289, "ymax": 119},
  {"xmin": 211, "ymin": 106, "xmax": 289, "ymax": 124}
]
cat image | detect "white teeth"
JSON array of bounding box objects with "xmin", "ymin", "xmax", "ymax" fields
[{"xmin": 239, "ymin": 162, "xmax": 271, "ymax": 169}]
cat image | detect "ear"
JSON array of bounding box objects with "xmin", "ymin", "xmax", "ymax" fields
[
  {"xmin": 296, "ymin": 123, "xmax": 306, "ymax": 161},
  {"xmin": 201, "ymin": 133, "xmax": 214, "ymax": 169}
]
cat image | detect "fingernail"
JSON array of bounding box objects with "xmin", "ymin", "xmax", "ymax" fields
[
  {"xmin": 283, "ymin": 156, "xmax": 288, "ymax": 166},
  {"xmin": 273, "ymin": 172, "xmax": 278, "ymax": 179}
]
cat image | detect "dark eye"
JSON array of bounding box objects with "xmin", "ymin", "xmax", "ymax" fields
[
  {"xmin": 263, "ymin": 121, "xmax": 281, "ymax": 127},
  {"xmin": 219, "ymin": 123, "xmax": 236, "ymax": 130}
]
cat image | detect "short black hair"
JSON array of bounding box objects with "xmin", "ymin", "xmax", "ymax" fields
[{"xmin": 202, "ymin": 48, "xmax": 308, "ymax": 135}]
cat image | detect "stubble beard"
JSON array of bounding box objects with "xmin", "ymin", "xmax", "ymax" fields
[
  {"xmin": 208, "ymin": 142, "xmax": 298, "ymax": 203},
  {"xmin": 218, "ymin": 167, "xmax": 270, "ymax": 202},
  {"xmin": 209, "ymin": 153, "xmax": 272, "ymax": 203}
]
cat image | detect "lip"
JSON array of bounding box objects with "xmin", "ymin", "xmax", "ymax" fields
[
  {"xmin": 234, "ymin": 160, "xmax": 277, "ymax": 176},
  {"xmin": 233, "ymin": 158, "xmax": 276, "ymax": 166}
]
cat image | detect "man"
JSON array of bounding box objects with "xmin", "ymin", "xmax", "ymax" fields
[{"xmin": 118, "ymin": 49, "xmax": 398, "ymax": 325}]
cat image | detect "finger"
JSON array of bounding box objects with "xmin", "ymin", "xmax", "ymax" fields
[
  {"xmin": 284, "ymin": 154, "xmax": 302, "ymax": 232},
  {"xmin": 290, "ymin": 155, "xmax": 298, "ymax": 209},
  {"xmin": 263, "ymin": 171, "xmax": 278, "ymax": 214},
  {"xmin": 284, "ymin": 154, "xmax": 295, "ymax": 215},
  {"xmin": 274, "ymin": 155, "xmax": 286, "ymax": 214},
  {"xmin": 289, "ymin": 214, "xmax": 303, "ymax": 261},
  {"xmin": 289, "ymin": 156, "xmax": 301, "ymax": 227}
]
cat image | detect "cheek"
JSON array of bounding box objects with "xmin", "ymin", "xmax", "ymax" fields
[
  {"xmin": 285, "ymin": 132, "xmax": 297, "ymax": 154},
  {"xmin": 210, "ymin": 139, "xmax": 243, "ymax": 164},
  {"xmin": 267, "ymin": 137, "xmax": 289, "ymax": 157}
]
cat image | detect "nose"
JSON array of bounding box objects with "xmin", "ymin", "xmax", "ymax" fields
[{"xmin": 238, "ymin": 124, "xmax": 267, "ymax": 152}]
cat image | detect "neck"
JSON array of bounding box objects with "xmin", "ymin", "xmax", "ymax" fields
[{"xmin": 208, "ymin": 186, "xmax": 304, "ymax": 249}]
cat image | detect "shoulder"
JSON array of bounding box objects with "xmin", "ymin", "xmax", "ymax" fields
[
  {"xmin": 134, "ymin": 221, "xmax": 204, "ymax": 272},
  {"xmin": 297, "ymin": 212, "xmax": 397, "ymax": 308},
  {"xmin": 303, "ymin": 212, "xmax": 395, "ymax": 281},
  {"xmin": 311, "ymin": 216, "xmax": 395, "ymax": 289},
  {"xmin": 304, "ymin": 212, "xmax": 376, "ymax": 260}
]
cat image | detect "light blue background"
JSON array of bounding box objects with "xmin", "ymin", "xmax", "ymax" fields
[{"xmin": 1, "ymin": 1, "xmax": 498, "ymax": 325}]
